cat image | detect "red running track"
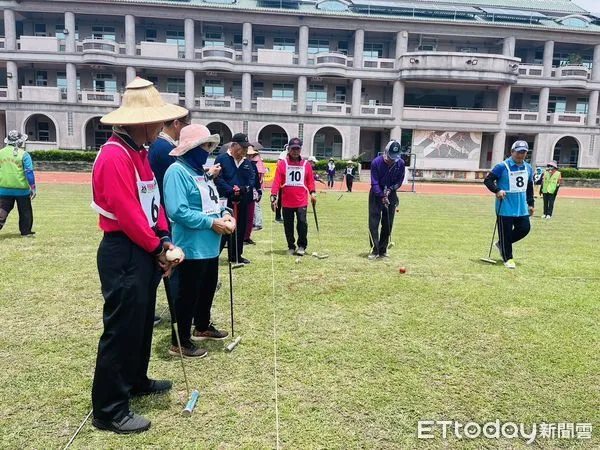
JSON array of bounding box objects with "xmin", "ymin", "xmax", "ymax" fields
[{"xmin": 38, "ymin": 172, "xmax": 600, "ymax": 199}]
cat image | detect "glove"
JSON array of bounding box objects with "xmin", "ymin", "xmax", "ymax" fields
[
  {"xmin": 310, "ymin": 192, "xmax": 317, "ymax": 205},
  {"xmin": 30, "ymin": 185, "xmax": 37, "ymax": 200}
]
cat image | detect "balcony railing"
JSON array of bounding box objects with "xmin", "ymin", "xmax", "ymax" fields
[
  {"xmin": 508, "ymin": 110, "xmax": 539, "ymax": 122},
  {"xmin": 314, "ymin": 52, "xmax": 350, "ymax": 67},
  {"xmin": 256, "ymin": 48, "xmax": 295, "ymax": 65},
  {"xmin": 82, "ymin": 38, "xmax": 120, "ymax": 54},
  {"xmin": 0, "ymin": 88, "xmax": 8, "ymax": 99},
  {"xmin": 198, "ymin": 46, "xmax": 236, "ymax": 61},
  {"xmin": 363, "ymin": 58, "xmax": 395, "ymax": 69},
  {"xmin": 81, "ymin": 90, "xmax": 120, "ymax": 105},
  {"xmin": 139, "ymin": 41, "xmax": 179, "ymax": 59},
  {"xmin": 546, "ymin": 112, "xmax": 586, "ymax": 125},
  {"xmin": 195, "ymin": 96, "xmax": 240, "ymax": 111},
  {"xmin": 18, "ymin": 36, "xmax": 60, "ymax": 52},
  {"xmin": 518, "ymin": 64, "xmax": 544, "ymax": 77},
  {"xmin": 310, "ymin": 101, "xmax": 350, "ymax": 115},
  {"xmin": 360, "ymin": 104, "xmax": 393, "ymax": 116},
  {"xmin": 556, "ymin": 65, "xmax": 590, "ymax": 79},
  {"xmin": 256, "ymin": 97, "xmax": 293, "ymax": 113},
  {"xmin": 20, "ymin": 86, "xmax": 61, "ymax": 102},
  {"xmin": 403, "ymin": 105, "xmax": 499, "ymax": 123}
]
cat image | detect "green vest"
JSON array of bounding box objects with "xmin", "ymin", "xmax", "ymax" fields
[
  {"xmin": 0, "ymin": 145, "xmax": 29, "ymax": 190},
  {"xmin": 541, "ymin": 169, "xmax": 560, "ymax": 195}
]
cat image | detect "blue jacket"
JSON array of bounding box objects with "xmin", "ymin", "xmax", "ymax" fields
[
  {"xmin": 149, "ymin": 134, "xmax": 176, "ymax": 206},
  {"xmin": 490, "ymin": 157, "xmax": 534, "ymax": 217},
  {"xmin": 214, "ymin": 152, "xmax": 256, "ymax": 202}
]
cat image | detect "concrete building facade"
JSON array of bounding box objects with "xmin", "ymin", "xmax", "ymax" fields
[{"xmin": 1, "ymin": 0, "xmax": 600, "ymax": 178}]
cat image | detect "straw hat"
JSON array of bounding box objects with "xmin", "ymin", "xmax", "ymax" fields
[
  {"xmin": 169, "ymin": 124, "xmax": 220, "ymax": 156},
  {"xmin": 247, "ymin": 146, "xmax": 258, "ymax": 156},
  {"xmin": 101, "ymin": 77, "xmax": 189, "ymax": 126}
]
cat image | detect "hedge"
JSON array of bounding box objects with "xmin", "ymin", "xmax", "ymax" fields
[
  {"xmin": 559, "ymin": 168, "xmax": 600, "ymax": 179},
  {"xmin": 29, "ymin": 150, "xmax": 97, "ymax": 162}
]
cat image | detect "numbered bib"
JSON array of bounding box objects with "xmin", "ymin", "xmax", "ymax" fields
[
  {"xmin": 504, "ymin": 162, "xmax": 528, "ymax": 193},
  {"xmin": 346, "ymin": 168, "xmax": 353, "ymax": 175},
  {"xmin": 286, "ymin": 166, "xmax": 305, "ymax": 187},
  {"xmin": 193, "ymin": 176, "xmax": 220, "ymax": 216},
  {"xmin": 138, "ymin": 180, "xmax": 161, "ymax": 227}
]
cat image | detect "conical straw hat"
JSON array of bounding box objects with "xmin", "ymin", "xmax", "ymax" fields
[{"xmin": 101, "ymin": 77, "xmax": 189, "ymax": 126}]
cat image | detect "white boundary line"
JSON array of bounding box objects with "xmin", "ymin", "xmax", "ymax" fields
[{"xmin": 269, "ymin": 204, "xmax": 281, "ymax": 449}]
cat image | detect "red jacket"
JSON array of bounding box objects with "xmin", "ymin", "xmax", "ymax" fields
[
  {"xmin": 92, "ymin": 135, "xmax": 169, "ymax": 254},
  {"xmin": 270, "ymin": 156, "xmax": 316, "ymax": 208}
]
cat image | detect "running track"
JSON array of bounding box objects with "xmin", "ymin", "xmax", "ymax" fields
[{"xmin": 38, "ymin": 171, "xmax": 600, "ymax": 199}]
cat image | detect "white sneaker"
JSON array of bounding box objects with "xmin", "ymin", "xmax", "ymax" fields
[
  {"xmin": 287, "ymin": 248, "xmax": 296, "ymax": 256},
  {"xmin": 367, "ymin": 253, "xmax": 379, "ymax": 260},
  {"xmin": 295, "ymin": 247, "xmax": 306, "ymax": 256},
  {"xmin": 541, "ymin": 215, "xmax": 547, "ymax": 219},
  {"xmin": 504, "ymin": 259, "xmax": 516, "ymax": 269},
  {"xmin": 546, "ymin": 215, "xmax": 552, "ymax": 220}
]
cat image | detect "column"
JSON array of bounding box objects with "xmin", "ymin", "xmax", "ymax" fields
[
  {"xmin": 185, "ymin": 19, "xmax": 195, "ymax": 60},
  {"xmin": 492, "ymin": 131, "xmax": 506, "ymax": 166},
  {"xmin": 66, "ymin": 63, "xmax": 77, "ymax": 103},
  {"xmin": 125, "ymin": 14, "xmax": 136, "ymax": 56},
  {"xmin": 497, "ymin": 85, "xmax": 511, "ymax": 125},
  {"xmin": 502, "ymin": 36, "xmax": 515, "ymax": 57},
  {"xmin": 4, "ymin": 9, "xmax": 16, "ymax": 52},
  {"xmin": 543, "ymin": 40, "xmax": 554, "ymax": 78},
  {"xmin": 297, "ymin": 75, "xmax": 307, "ymax": 114},
  {"xmin": 353, "ymin": 29, "xmax": 364, "ymax": 69},
  {"xmin": 538, "ymin": 86, "xmax": 549, "ymax": 124},
  {"xmin": 185, "ymin": 70, "xmax": 195, "ymax": 110},
  {"xmin": 391, "ymin": 126, "xmax": 402, "ymax": 141},
  {"xmin": 298, "ymin": 25, "xmax": 309, "ymax": 66},
  {"xmin": 592, "ymin": 44, "xmax": 600, "ymax": 82},
  {"xmin": 351, "ymin": 78, "xmax": 362, "ymax": 116},
  {"xmin": 587, "ymin": 90, "xmax": 599, "ymax": 126},
  {"xmin": 65, "ymin": 11, "xmax": 76, "ymax": 53},
  {"xmin": 242, "ymin": 22, "xmax": 252, "ymax": 64},
  {"xmin": 392, "ymin": 80, "xmax": 404, "ymax": 120},
  {"xmin": 242, "ymin": 72, "xmax": 251, "ymax": 112},
  {"xmin": 532, "ymin": 134, "xmax": 541, "ymax": 166},
  {"xmin": 395, "ymin": 30, "xmax": 408, "ymax": 69},
  {"xmin": 126, "ymin": 67, "xmax": 136, "ymax": 84},
  {"xmin": 7, "ymin": 61, "xmax": 18, "ymax": 101}
]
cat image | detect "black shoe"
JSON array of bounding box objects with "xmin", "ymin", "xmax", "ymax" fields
[
  {"xmin": 131, "ymin": 379, "xmax": 172, "ymax": 397},
  {"xmin": 153, "ymin": 315, "xmax": 162, "ymax": 327},
  {"xmin": 92, "ymin": 412, "xmax": 151, "ymax": 434},
  {"xmin": 239, "ymin": 257, "xmax": 251, "ymax": 264},
  {"xmin": 192, "ymin": 323, "xmax": 229, "ymax": 341},
  {"xmin": 244, "ymin": 238, "xmax": 256, "ymax": 245},
  {"xmin": 275, "ymin": 218, "xmax": 284, "ymax": 223}
]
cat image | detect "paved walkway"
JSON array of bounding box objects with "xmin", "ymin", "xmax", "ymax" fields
[{"xmin": 38, "ymin": 171, "xmax": 600, "ymax": 199}]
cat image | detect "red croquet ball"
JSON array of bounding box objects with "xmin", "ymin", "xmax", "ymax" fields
[{"xmin": 399, "ymin": 266, "xmax": 406, "ymax": 274}]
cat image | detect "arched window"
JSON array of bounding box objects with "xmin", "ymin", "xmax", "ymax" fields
[
  {"xmin": 559, "ymin": 15, "xmax": 590, "ymax": 28},
  {"xmin": 316, "ymin": 0, "xmax": 349, "ymax": 11}
]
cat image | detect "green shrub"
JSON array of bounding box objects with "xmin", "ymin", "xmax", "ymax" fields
[
  {"xmin": 29, "ymin": 150, "xmax": 97, "ymax": 162},
  {"xmin": 554, "ymin": 168, "xmax": 600, "ymax": 179}
]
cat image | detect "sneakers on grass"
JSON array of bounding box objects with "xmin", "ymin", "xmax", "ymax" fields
[
  {"xmin": 168, "ymin": 344, "xmax": 208, "ymax": 359},
  {"xmin": 192, "ymin": 323, "xmax": 229, "ymax": 341},
  {"xmin": 295, "ymin": 247, "xmax": 306, "ymax": 256},
  {"xmin": 504, "ymin": 259, "xmax": 516, "ymax": 269},
  {"xmin": 368, "ymin": 253, "xmax": 379, "ymax": 260}
]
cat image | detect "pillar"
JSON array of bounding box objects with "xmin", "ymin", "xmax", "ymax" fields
[
  {"xmin": 592, "ymin": 44, "xmax": 600, "ymax": 82},
  {"xmin": 4, "ymin": 9, "xmax": 16, "ymax": 52},
  {"xmin": 353, "ymin": 29, "xmax": 364, "ymax": 69},
  {"xmin": 351, "ymin": 78, "xmax": 362, "ymax": 116},
  {"xmin": 242, "ymin": 72, "xmax": 251, "ymax": 112},
  {"xmin": 587, "ymin": 90, "xmax": 599, "ymax": 126},
  {"xmin": 299, "ymin": 25, "xmax": 309, "ymax": 66},
  {"xmin": 395, "ymin": 30, "xmax": 408, "ymax": 69},
  {"xmin": 492, "ymin": 130, "xmax": 506, "ymax": 165},
  {"xmin": 538, "ymin": 86, "xmax": 549, "ymax": 124},
  {"xmin": 126, "ymin": 67, "xmax": 136, "ymax": 84},
  {"xmin": 242, "ymin": 22, "xmax": 252, "ymax": 64},
  {"xmin": 66, "ymin": 63, "xmax": 77, "ymax": 103},
  {"xmin": 297, "ymin": 75, "xmax": 307, "ymax": 114},
  {"xmin": 543, "ymin": 40, "xmax": 554, "ymax": 78},
  {"xmin": 7, "ymin": 61, "xmax": 18, "ymax": 101},
  {"xmin": 502, "ymin": 36, "xmax": 516, "ymax": 57},
  {"xmin": 185, "ymin": 19, "xmax": 195, "ymax": 60},
  {"xmin": 185, "ymin": 70, "xmax": 195, "ymax": 110},
  {"xmin": 392, "ymin": 80, "xmax": 404, "ymax": 120},
  {"xmin": 65, "ymin": 11, "xmax": 76, "ymax": 53},
  {"xmin": 498, "ymin": 85, "xmax": 511, "ymax": 125},
  {"xmin": 125, "ymin": 14, "xmax": 136, "ymax": 56}
]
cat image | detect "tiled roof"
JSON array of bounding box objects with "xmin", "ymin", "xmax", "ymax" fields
[{"xmin": 413, "ymin": 0, "xmax": 586, "ymax": 14}]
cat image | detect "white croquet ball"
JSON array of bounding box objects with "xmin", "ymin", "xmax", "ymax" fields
[
  {"xmin": 166, "ymin": 247, "xmax": 184, "ymax": 262},
  {"xmin": 295, "ymin": 258, "xmax": 301, "ymax": 264}
]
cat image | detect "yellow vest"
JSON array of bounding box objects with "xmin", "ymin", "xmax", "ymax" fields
[
  {"xmin": 541, "ymin": 170, "xmax": 560, "ymax": 195},
  {"xmin": 0, "ymin": 145, "xmax": 29, "ymax": 190}
]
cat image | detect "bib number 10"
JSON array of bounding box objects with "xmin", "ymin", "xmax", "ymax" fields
[{"xmin": 290, "ymin": 170, "xmax": 302, "ymax": 182}]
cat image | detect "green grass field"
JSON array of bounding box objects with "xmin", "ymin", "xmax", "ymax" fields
[{"xmin": 0, "ymin": 184, "xmax": 599, "ymax": 449}]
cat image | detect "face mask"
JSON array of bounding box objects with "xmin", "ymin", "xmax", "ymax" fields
[{"xmin": 182, "ymin": 146, "xmax": 209, "ymax": 170}]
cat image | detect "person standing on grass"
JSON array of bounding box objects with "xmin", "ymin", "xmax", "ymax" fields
[
  {"xmin": 345, "ymin": 161, "xmax": 358, "ymax": 192},
  {"xmin": 484, "ymin": 140, "xmax": 534, "ymax": 270},
  {"xmin": 270, "ymin": 137, "xmax": 317, "ymax": 256},
  {"xmin": 540, "ymin": 160, "xmax": 561, "ymax": 219},
  {"xmin": 244, "ymin": 145, "xmax": 263, "ymax": 245},
  {"xmin": 326, "ymin": 157, "xmax": 336, "ymax": 189},
  {"xmin": 274, "ymin": 147, "xmax": 287, "ymax": 222},
  {"xmin": 0, "ymin": 131, "xmax": 36, "ymax": 237},
  {"xmin": 90, "ymin": 78, "xmax": 187, "ymax": 434},
  {"xmin": 163, "ymin": 124, "xmax": 234, "ymax": 358},
  {"xmin": 368, "ymin": 140, "xmax": 405, "ymax": 260},
  {"xmin": 214, "ymin": 133, "xmax": 255, "ymax": 265}
]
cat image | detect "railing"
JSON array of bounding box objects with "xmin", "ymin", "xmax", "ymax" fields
[
  {"xmin": 256, "ymin": 48, "xmax": 295, "ymax": 65},
  {"xmin": 81, "ymin": 90, "xmax": 120, "ymax": 105},
  {"xmin": 363, "ymin": 58, "xmax": 395, "ymax": 69},
  {"xmin": 81, "ymin": 38, "xmax": 119, "ymax": 54},
  {"xmin": 403, "ymin": 105, "xmax": 499, "ymax": 122},
  {"xmin": 518, "ymin": 64, "xmax": 544, "ymax": 76},
  {"xmin": 556, "ymin": 65, "xmax": 590, "ymax": 79},
  {"xmin": 0, "ymin": 38, "xmax": 5, "ymax": 49},
  {"xmin": 195, "ymin": 96, "xmax": 238, "ymax": 111},
  {"xmin": 311, "ymin": 102, "xmax": 350, "ymax": 115},
  {"xmin": 360, "ymin": 104, "xmax": 393, "ymax": 116},
  {"xmin": 139, "ymin": 41, "xmax": 179, "ymax": 59},
  {"xmin": 314, "ymin": 52, "xmax": 348, "ymax": 67},
  {"xmin": 546, "ymin": 112, "xmax": 586, "ymax": 125},
  {"xmin": 508, "ymin": 110, "xmax": 539, "ymax": 122},
  {"xmin": 199, "ymin": 46, "xmax": 236, "ymax": 61},
  {"xmin": 20, "ymin": 86, "xmax": 61, "ymax": 102},
  {"xmin": 0, "ymin": 88, "xmax": 8, "ymax": 98},
  {"xmin": 256, "ymin": 97, "xmax": 293, "ymax": 113},
  {"xmin": 18, "ymin": 36, "xmax": 59, "ymax": 52}
]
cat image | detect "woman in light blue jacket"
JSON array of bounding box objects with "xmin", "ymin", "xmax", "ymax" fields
[{"xmin": 163, "ymin": 124, "xmax": 235, "ymax": 358}]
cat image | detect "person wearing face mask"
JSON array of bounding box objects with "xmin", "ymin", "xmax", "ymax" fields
[
  {"xmin": 540, "ymin": 160, "xmax": 561, "ymax": 219},
  {"xmin": 484, "ymin": 140, "xmax": 535, "ymax": 269},
  {"xmin": 163, "ymin": 124, "xmax": 235, "ymax": 357},
  {"xmin": 90, "ymin": 78, "xmax": 187, "ymax": 434},
  {"xmin": 326, "ymin": 157, "xmax": 336, "ymax": 189}
]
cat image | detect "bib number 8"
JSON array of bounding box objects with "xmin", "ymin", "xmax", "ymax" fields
[{"xmin": 516, "ymin": 176, "xmax": 524, "ymax": 188}]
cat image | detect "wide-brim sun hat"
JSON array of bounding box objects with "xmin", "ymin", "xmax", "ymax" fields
[
  {"xmin": 169, "ymin": 124, "xmax": 220, "ymax": 156},
  {"xmin": 247, "ymin": 146, "xmax": 258, "ymax": 156},
  {"xmin": 547, "ymin": 160, "xmax": 558, "ymax": 168},
  {"xmin": 101, "ymin": 77, "xmax": 189, "ymax": 126}
]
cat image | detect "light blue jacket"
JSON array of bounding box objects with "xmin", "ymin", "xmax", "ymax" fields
[
  {"xmin": 491, "ymin": 157, "xmax": 533, "ymax": 217},
  {"xmin": 163, "ymin": 160, "xmax": 227, "ymax": 260}
]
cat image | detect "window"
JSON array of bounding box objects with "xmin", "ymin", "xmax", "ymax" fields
[
  {"xmin": 272, "ymin": 83, "xmax": 294, "ymax": 99},
  {"xmin": 232, "ymin": 81, "xmax": 242, "ymax": 98},
  {"xmin": 37, "ymin": 121, "xmax": 50, "ymax": 141},
  {"xmin": 92, "ymin": 26, "xmax": 116, "ymax": 41},
  {"xmin": 271, "ymin": 133, "xmax": 288, "ymax": 150},
  {"xmin": 418, "ymin": 44, "xmax": 436, "ymax": 51},
  {"xmin": 273, "ymin": 37, "xmax": 296, "ymax": 52},
  {"xmin": 233, "ymin": 34, "xmax": 242, "ymax": 50},
  {"xmin": 252, "ymin": 81, "xmax": 264, "ymax": 99},
  {"xmin": 560, "ymin": 17, "xmax": 589, "ymax": 28},
  {"xmin": 337, "ymin": 40, "xmax": 348, "ymax": 55},
  {"xmin": 203, "ymin": 79, "xmax": 224, "ymax": 97},
  {"xmin": 145, "ymin": 29, "xmax": 157, "ymax": 42},
  {"xmin": 167, "ymin": 30, "xmax": 185, "ymax": 49},
  {"xmin": 363, "ymin": 43, "xmax": 383, "ymax": 58},
  {"xmin": 34, "ymin": 24, "xmax": 47, "ymax": 37},
  {"xmin": 94, "ymin": 74, "xmax": 117, "ymax": 92},
  {"xmin": 203, "ymin": 32, "xmax": 224, "ymax": 47},
  {"xmin": 335, "ymin": 86, "xmax": 346, "ymax": 103},
  {"xmin": 57, "ymin": 72, "xmax": 80, "ymax": 97},
  {"xmin": 308, "ymin": 39, "xmax": 329, "ymax": 54},
  {"xmin": 548, "ymin": 96, "xmax": 567, "ymax": 113},
  {"xmin": 316, "ymin": 0, "xmax": 348, "ymax": 11},
  {"xmin": 576, "ymin": 98, "xmax": 588, "ymax": 114},
  {"xmin": 146, "ymin": 76, "xmax": 159, "ymax": 87},
  {"xmin": 35, "ymin": 71, "xmax": 48, "ymax": 87},
  {"xmin": 167, "ymin": 77, "xmax": 186, "ymax": 97},
  {"xmin": 307, "ymin": 85, "xmax": 327, "ymax": 104},
  {"xmin": 55, "ymin": 24, "xmax": 79, "ymax": 40},
  {"xmin": 529, "ymin": 94, "xmax": 539, "ymax": 111},
  {"xmin": 254, "ymin": 35, "xmax": 265, "ymax": 49}
]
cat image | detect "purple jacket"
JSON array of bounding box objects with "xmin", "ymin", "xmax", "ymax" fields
[{"xmin": 370, "ymin": 155, "xmax": 405, "ymax": 198}]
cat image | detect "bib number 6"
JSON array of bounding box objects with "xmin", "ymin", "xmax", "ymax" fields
[{"xmin": 151, "ymin": 196, "xmax": 159, "ymax": 223}]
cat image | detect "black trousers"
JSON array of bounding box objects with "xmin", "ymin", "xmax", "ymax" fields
[
  {"xmin": 346, "ymin": 177, "xmax": 354, "ymax": 192},
  {"xmin": 220, "ymin": 200, "xmax": 248, "ymax": 262},
  {"xmin": 283, "ymin": 206, "xmax": 308, "ymax": 250},
  {"xmin": 327, "ymin": 174, "xmax": 335, "ymax": 188},
  {"xmin": 497, "ymin": 215, "xmax": 531, "ymax": 261},
  {"xmin": 275, "ymin": 195, "xmax": 283, "ymax": 220},
  {"xmin": 368, "ymin": 190, "xmax": 398, "ymax": 255},
  {"xmin": 172, "ymin": 257, "xmax": 219, "ymax": 347},
  {"xmin": 92, "ymin": 232, "xmax": 162, "ymax": 421},
  {"xmin": 543, "ymin": 192, "xmax": 558, "ymax": 216},
  {"xmin": 0, "ymin": 195, "xmax": 33, "ymax": 235}
]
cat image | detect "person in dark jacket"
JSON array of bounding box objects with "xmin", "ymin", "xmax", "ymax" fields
[
  {"xmin": 345, "ymin": 161, "xmax": 358, "ymax": 192},
  {"xmin": 214, "ymin": 133, "xmax": 255, "ymax": 264},
  {"xmin": 244, "ymin": 146, "xmax": 263, "ymax": 245},
  {"xmin": 326, "ymin": 157, "xmax": 336, "ymax": 189}
]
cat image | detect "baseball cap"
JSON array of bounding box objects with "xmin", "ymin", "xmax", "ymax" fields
[
  {"xmin": 288, "ymin": 137, "xmax": 302, "ymax": 150},
  {"xmin": 511, "ymin": 140, "xmax": 529, "ymax": 152},
  {"xmin": 231, "ymin": 133, "xmax": 250, "ymax": 148},
  {"xmin": 385, "ymin": 140, "xmax": 402, "ymax": 161}
]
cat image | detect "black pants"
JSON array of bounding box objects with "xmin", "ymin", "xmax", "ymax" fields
[
  {"xmin": 275, "ymin": 195, "xmax": 283, "ymax": 221},
  {"xmin": 368, "ymin": 190, "xmax": 398, "ymax": 255},
  {"xmin": 220, "ymin": 200, "xmax": 247, "ymax": 262},
  {"xmin": 283, "ymin": 206, "xmax": 308, "ymax": 250},
  {"xmin": 327, "ymin": 174, "xmax": 335, "ymax": 188},
  {"xmin": 543, "ymin": 192, "xmax": 558, "ymax": 216},
  {"xmin": 0, "ymin": 195, "xmax": 33, "ymax": 235},
  {"xmin": 92, "ymin": 232, "xmax": 162, "ymax": 421},
  {"xmin": 172, "ymin": 258, "xmax": 219, "ymax": 347},
  {"xmin": 346, "ymin": 177, "xmax": 354, "ymax": 192},
  {"xmin": 497, "ymin": 215, "xmax": 531, "ymax": 261}
]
